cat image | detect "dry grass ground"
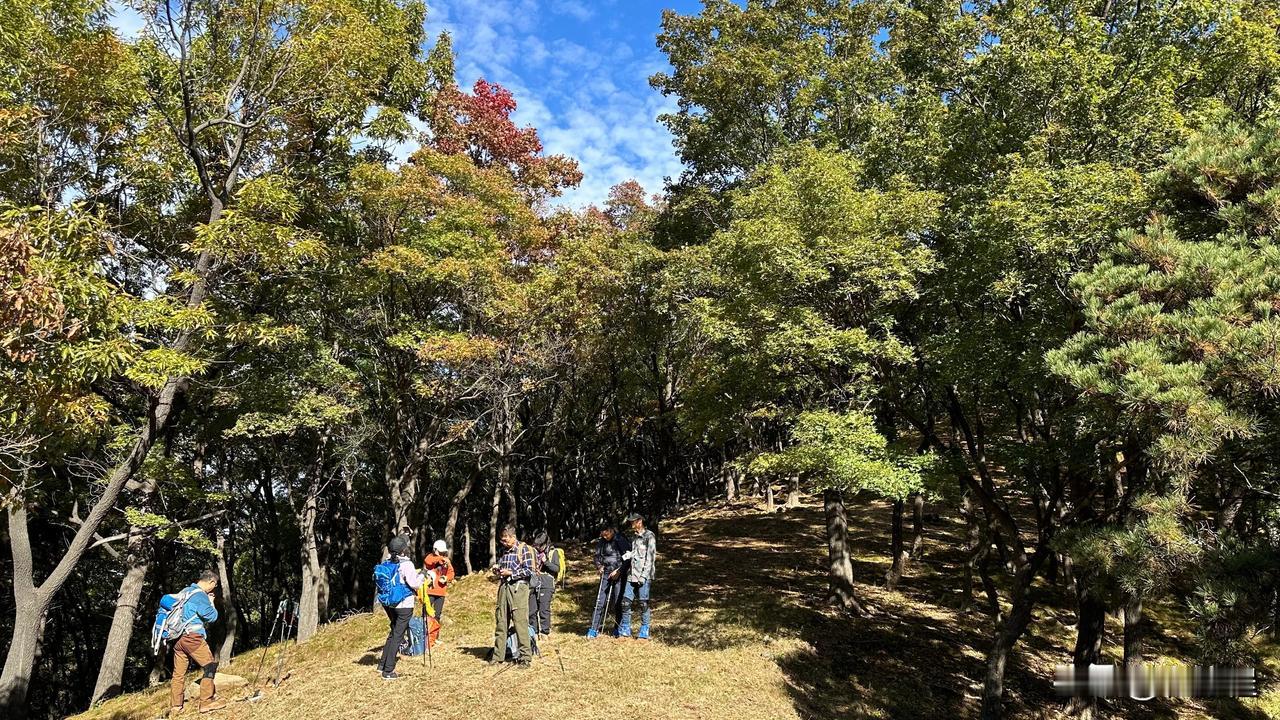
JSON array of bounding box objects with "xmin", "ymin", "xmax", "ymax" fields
[{"xmin": 72, "ymin": 498, "xmax": 1278, "ymax": 720}]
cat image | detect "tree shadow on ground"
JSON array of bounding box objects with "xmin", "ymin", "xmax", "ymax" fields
[{"xmin": 650, "ymin": 501, "xmax": 1070, "ymax": 719}]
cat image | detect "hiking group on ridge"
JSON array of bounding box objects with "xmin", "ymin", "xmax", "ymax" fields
[{"xmin": 151, "ymin": 514, "xmax": 656, "ymax": 710}]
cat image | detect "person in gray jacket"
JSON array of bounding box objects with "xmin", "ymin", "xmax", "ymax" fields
[{"xmin": 618, "ymin": 513, "xmax": 656, "ymax": 640}]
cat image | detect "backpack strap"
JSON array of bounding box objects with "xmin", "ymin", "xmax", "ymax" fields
[{"xmin": 163, "ymin": 587, "xmax": 201, "ymax": 640}]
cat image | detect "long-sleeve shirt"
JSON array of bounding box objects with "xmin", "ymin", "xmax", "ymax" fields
[
  {"xmin": 593, "ymin": 535, "xmax": 630, "ymax": 575},
  {"xmin": 497, "ymin": 542, "xmax": 535, "ymax": 583},
  {"xmin": 423, "ymin": 553, "xmax": 455, "ymax": 597},
  {"xmin": 177, "ymin": 584, "xmax": 219, "ymax": 637},
  {"xmin": 627, "ymin": 530, "xmax": 657, "ymax": 583},
  {"xmin": 394, "ymin": 556, "xmax": 425, "ymax": 609}
]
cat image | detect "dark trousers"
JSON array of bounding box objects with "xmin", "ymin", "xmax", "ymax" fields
[
  {"xmin": 379, "ymin": 605, "xmax": 413, "ymax": 673},
  {"xmin": 429, "ymin": 595, "xmax": 445, "ymax": 621},
  {"xmin": 589, "ymin": 571, "xmax": 623, "ymax": 634},
  {"xmin": 528, "ymin": 574, "xmax": 554, "ymax": 634}
]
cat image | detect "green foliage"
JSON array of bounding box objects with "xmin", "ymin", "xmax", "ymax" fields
[
  {"xmin": 679, "ymin": 144, "xmax": 937, "ymax": 435},
  {"xmin": 1050, "ymin": 115, "xmax": 1280, "ymax": 475},
  {"xmin": 1054, "ymin": 493, "xmax": 1201, "ymax": 601},
  {"xmin": 750, "ymin": 410, "xmax": 935, "ymax": 501}
]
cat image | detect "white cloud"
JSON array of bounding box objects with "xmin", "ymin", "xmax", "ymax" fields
[{"xmin": 549, "ymin": 0, "xmax": 593, "ymax": 22}]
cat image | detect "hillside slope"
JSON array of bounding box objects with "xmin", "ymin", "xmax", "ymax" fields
[{"xmin": 73, "ymin": 499, "xmax": 1277, "ymax": 720}]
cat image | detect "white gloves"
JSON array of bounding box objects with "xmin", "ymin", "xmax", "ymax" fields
[{"xmin": 622, "ymin": 551, "xmax": 633, "ymax": 561}]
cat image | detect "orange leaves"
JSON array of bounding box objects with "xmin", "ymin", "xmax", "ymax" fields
[{"xmin": 0, "ymin": 224, "xmax": 67, "ymax": 362}]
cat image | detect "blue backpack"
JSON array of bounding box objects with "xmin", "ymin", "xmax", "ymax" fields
[
  {"xmin": 151, "ymin": 587, "xmax": 199, "ymax": 655},
  {"xmin": 373, "ymin": 559, "xmax": 413, "ymax": 607}
]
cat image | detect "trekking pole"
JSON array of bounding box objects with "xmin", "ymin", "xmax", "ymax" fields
[
  {"xmin": 271, "ymin": 600, "xmax": 297, "ymax": 687},
  {"xmin": 242, "ymin": 599, "xmax": 285, "ymax": 702}
]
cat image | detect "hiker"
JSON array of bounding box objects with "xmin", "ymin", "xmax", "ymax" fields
[
  {"xmin": 586, "ymin": 523, "xmax": 630, "ymax": 638},
  {"xmin": 618, "ymin": 513, "xmax": 657, "ymax": 640},
  {"xmin": 423, "ymin": 539, "xmax": 455, "ymax": 621},
  {"xmin": 166, "ymin": 569, "xmax": 226, "ymax": 716},
  {"xmin": 490, "ymin": 525, "xmax": 535, "ymax": 666},
  {"xmin": 527, "ymin": 530, "xmax": 562, "ymax": 638},
  {"xmin": 376, "ymin": 535, "xmax": 427, "ymax": 680}
]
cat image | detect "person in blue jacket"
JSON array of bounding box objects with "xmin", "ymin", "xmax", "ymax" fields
[{"xmin": 166, "ymin": 569, "xmax": 226, "ymax": 715}]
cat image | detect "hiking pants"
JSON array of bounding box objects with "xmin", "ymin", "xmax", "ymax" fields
[
  {"xmin": 429, "ymin": 595, "xmax": 445, "ymax": 622},
  {"xmin": 620, "ymin": 579, "xmax": 652, "ymax": 634},
  {"xmin": 379, "ymin": 606, "xmax": 413, "ymax": 674},
  {"xmin": 589, "ymin": 571, "xmax": 624, "ymax": 634},
  {"xmin": 170, "ymin": 633, "xmax": 217, "ymax": 709},
  {"xmin": 494, "ymin": 581, "xmax": 531, "ymax": 661},
  {"xmin": 528, "ymin": 574, "xmax": 554, "ymax": 634}
]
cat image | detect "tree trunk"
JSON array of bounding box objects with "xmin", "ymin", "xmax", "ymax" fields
[
  {"xmin": 1067, "ymin": 586, "xmax": 1107, "ymax": 719},
  {"xmin": 297, "ymin": 478, "xmax": 323, "ymax": 642},
  {"xmin": 824, "ymin": 489, "xmax": 864, "ymax": 614},
  {"xmin": 463, "ymin": 517, "xmax": 474, "ymax": 575},
  {"xmin": 979, "ymin": 595, "xmax": 1035, "ymax": 720},
  {"xmin": 886, "ymin": 499, "xmax": 907, "ymax": 590},
  {"xmin": 89, "ymin": 537, "xmax": 150, "ymax": 705},
  {"xmin": 488, "ymin": 479, "xmax": 502, "ymax": 567},
  {"xmin": 445, "ymin": 468, "xmax": 479, "ymax": 558},
  {"xmin": 723, "ymin": 462, "xmax": 737, "ymax": 502},
  {"xmin": 909, "ymin": 493, "xmax": 925, "ymax": 557},
  {"xmin": 216, "ymin": 528, "xmax": 238, "ymax": 663},
  {"xmin": 785, "ymin": 476, "xmax": 802, "ymax": 508},
  {"xmin": 765, "ymin": 484, "xmax": 775, "ymax": 513},
  {"xmin": 960, "ymin": 487, "xmax": 979, "ymax": 613},
  {"xmin": 1123, "ymin": 597, "xmax": 1143, "ymax": 666},
  {"xmin": 501, "ymin": 456, "xmax": 517, "ymax": 535},
  {"xmin": 91, "ymin": 471, "xmax": 158, "ymax": 707},
  {"xmin": 215, "ymin": 451, "xmax": 239, "ymax": 663},
  {"xmin": 2, "ymin": 502, "xmax": 46, "ymax": 716}
]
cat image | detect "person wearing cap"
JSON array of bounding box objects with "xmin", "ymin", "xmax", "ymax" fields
[
  {"xmin": 379, "ymin": 535, "xmax": 428, "ymax": 680},
  {"xmin": 490, "ymin": 525, "xmax": 536, "ymax": 666},
  {"xmin": 618, "ymin": 513, "xmax": 656, "ymax": 640},
  {"xmin": 422, "ymin": 539, "xmax": 455, "ymax": 621},
  {"xmin": 527, "ymin": 530, "xmax": 561, "ymax": 638},
  {"xmin": 586, "ymin": 523, "xmax": 630, "ymax": 639}
]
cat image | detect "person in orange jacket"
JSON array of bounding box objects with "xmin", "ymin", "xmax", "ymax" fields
[{"xmin": 423, "ymin": 539, "xmax": 456, "ymax": 620}]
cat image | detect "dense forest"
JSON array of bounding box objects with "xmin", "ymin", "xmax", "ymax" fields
[{"xmin": 4, "ymin": 0, "xmax": 1280, "ymax": 718}]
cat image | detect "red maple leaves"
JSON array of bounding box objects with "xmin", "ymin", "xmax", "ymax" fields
[{"xmin": 427, "ymin": 79, "xmax": 582, "ymax": 198}]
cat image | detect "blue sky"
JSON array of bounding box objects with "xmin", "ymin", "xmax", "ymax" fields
[
  {"xmin": 110, "ymin": 0, "xmax": 703, "ymax": 208},
  {"xmin": 423, "ymin": 0, "xmax": 703, "ymax": 208}
]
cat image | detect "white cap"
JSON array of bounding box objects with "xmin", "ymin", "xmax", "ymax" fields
[{"xmin": 433, "ymin": 539, "xmax": 448, "ymax": 553}]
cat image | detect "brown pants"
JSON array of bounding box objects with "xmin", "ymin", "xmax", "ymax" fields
[{"xmin": 170, "ymin": 633, "xmax": 216, "ymax": 709}]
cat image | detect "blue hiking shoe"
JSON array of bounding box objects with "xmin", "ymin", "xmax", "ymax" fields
[
  {"xmin": 637, "ymin": 625, "xmax": 650, "ymax": 641},
  {"xmin": 616, "ymin": 622, "xmax": 632, "ymax": 638},
  {"xmin": 586, "ymin": 628, "xmax": 598, "ymax": 639}
]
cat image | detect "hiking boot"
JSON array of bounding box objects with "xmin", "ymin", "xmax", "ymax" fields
[
  {"xmin": 585, "ymin": 628, "xmax": 598, "ymax": 639},
  {"xmin": 515, "ymin": 659, "xmax": 532, "ymax": 670},
  {"xmin": 381, "ymin": 671, "xmax": 401, "ymax": 681},
  {"xmin": 165, "ymin": 707, "xmax": 184, "ymax": 719},
  {"xmin": 616, "ymin": 622, "xmax": 631, "ymax": 638},
  {"xmin": 198, "ymin": 698, "xmax": 228, "ymax": 713},
  {"xmin": 637, "ymin": 625, "xmax": 650, "ymax": 641}
]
